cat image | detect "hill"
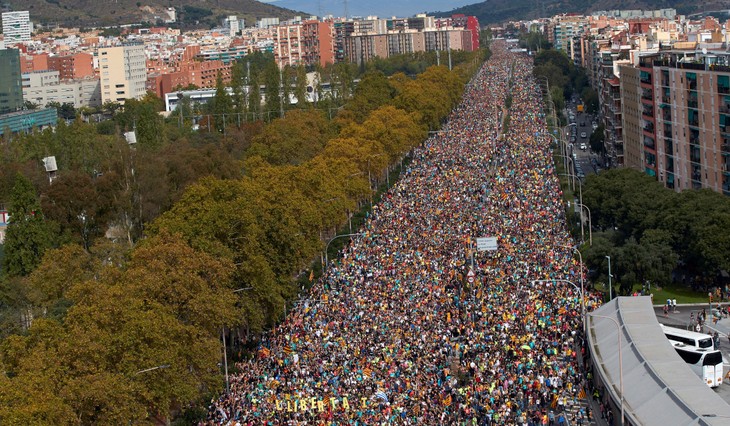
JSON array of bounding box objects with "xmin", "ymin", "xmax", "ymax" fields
[
  {"xmin": 1, "ymin": 0, "xmax": 302, "ymax": 28},
  {"xmin": 434, "ymin": 0, "xmax": 730, "ymax": 25}
]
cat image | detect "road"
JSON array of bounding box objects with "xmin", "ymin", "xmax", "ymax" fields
[
  {"xmin": 564, "ymin": 103, "xmax": 606, "ymax": 180},
  {"xmin": 652, "ymin": 303, "xmax": 730, "ymax": 402}
]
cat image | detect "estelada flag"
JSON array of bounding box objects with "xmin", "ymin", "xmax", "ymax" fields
[
  {"xmin": 309, "ymin": 270, "xmax": 314, "ymax": 282},
  {"xmin": 578, "ymin": 388, "xmax": 586, "ymax": 399},
  {"xmin": 443, "ymin": 395, "xmax": 453, "ymax": 406}
]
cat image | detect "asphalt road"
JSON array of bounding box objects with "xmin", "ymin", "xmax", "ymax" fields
[{"xmin": 652, "ymin": 303, "xmax": 730, "ymax": 401}]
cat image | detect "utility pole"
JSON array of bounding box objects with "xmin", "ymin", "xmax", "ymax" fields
[{"xmin": 606, "ymin": 255, "xmax": 613, "ymax": 301}]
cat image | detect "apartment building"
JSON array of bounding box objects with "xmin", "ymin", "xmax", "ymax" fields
[
  {"xmin": 22, "ymin": 70, "xmax": 101, "ymax": 108},
  {"xmin": 98, "ymin": 43, "xmax": 147, "ymax": 105},
  {"xmin": 20, "ymin": 52, "xmax": 49, "ymax": 74},
  {"xmin": 1, "ymin": 11, "xmax": 32, "ymax": 44},
  {"xmin": 0, "ymin": 47, "xmax": 23, "ymax": 114},
  {"xmin": 48, "ymin": 52, "xmax": 94, "ymax": 81},
  {"xmin": 621, "ymin": 49, "xmax": 730, "ymax": 195}
]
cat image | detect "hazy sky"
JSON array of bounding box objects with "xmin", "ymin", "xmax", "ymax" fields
[{"xmin": 259, "ymin": 0, "xmax": 479, "ymax": 19}]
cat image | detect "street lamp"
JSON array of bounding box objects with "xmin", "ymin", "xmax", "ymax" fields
[
  {"xmin": 590, "ymin": 313, "xmax": 624, "ymax": 426},
  {"xmin": 367, "ymin": 154, "xmax": 386, "ymax": 206},
  {"xmin": 606, "ymin": 256, "xmax": 613, "ymax": 301},
  {"xmin": 223, "ymin": 287, "xmax": 254, "ymax": 394},
  {"xmin": 560, "ymin": 244, "xmax": 585, "ymax": 327},
  {"xmin": 325, "ymin": 233, "xmax": 363, "ymax": 269},
  {"xmin": 570, "ymin": 202, "xmax": 592, "ymax": 246},
  {"xmin": 531, "ymin": 279, "xmax": 584, "ymax": 323}
]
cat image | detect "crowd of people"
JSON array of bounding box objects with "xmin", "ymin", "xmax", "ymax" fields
[{"xmin": 204, "ymin": 41, "xmax": 602, "ymax": 425}]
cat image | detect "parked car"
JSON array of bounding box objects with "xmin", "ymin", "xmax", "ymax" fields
[
  {"xmin": 580, "ymin": 132, "xmax": 587, "ymax": 138},
  {"xmin": 580, "ymin": 143, "xmax": 587, "ymax": 151}
]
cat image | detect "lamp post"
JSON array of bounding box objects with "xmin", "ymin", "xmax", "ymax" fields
[
  {"xmin": 222, "ymin": 287, "xmax": 254, "ymax": 394},
  {"xmin": 531, "ymin": 279, "xmax": 584, "ymax": 323},
  {"xmin": 325, "ymin": 233, "xmax": 363, "ymax": 269},
  {"xmin": 590, "ymin": 313, "xmax": 624, "ymax": 426},
  {"xmin": 606, "ymin": 255, "xmax": 613, "ymax": 301},
  {"xmin": 367, "ymin": 154, "xmax": 385, "ymax": 206},
  {"xmin": 560, "ymin": 244, "xmax": 585, "ymax": 328},
  {"xmin": 566, "ymin": 200, "xmax": 591, "ymax": 246}
]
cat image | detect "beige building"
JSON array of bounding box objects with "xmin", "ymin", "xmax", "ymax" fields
[
  {"xmin": 22, "ymin": 70, "xmax": 101, "ymax": 108},
  {"xmin": 620, "ymin": 65, "xmax": 644, "ymax": 170},
  {"xmin": 98, "ymin": 43, "xmax": 147, "ymax": 105}
]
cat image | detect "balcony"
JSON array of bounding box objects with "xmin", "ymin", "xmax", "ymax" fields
[
  {"xmin": 687, "ymin": 80, "xmax": 697, "ymax": 91},
  {"xmin": 719, "ymin": 86, "xmax": 730, "ymax": 95}
]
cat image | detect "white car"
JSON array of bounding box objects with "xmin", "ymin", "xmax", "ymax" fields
[
  {"xmin": 592, "ymin": 123, "xmax": 598, "ymax": 130},
  {"xmin": 580, "ymin": 132, "xmax": 587, "ymax": 138},
  {"xmin": 580, "ymin": 143, "xmax": 587, "ymax": 151}
]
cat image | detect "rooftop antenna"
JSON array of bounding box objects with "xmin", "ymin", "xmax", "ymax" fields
[
  {"xmin": 318, "ymin": 0, "xmax": 322, "ymax": 18},
  {"xmin": 344, "ymin": 0, "xmax": 349, "ymax": 20}
]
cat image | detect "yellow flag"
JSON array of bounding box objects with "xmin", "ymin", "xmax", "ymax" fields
[{"xmin": 309, "ymin": 270, "xmax": 314, "ymax": 282}]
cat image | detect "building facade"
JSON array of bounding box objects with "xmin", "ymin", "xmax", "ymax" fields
[
  {"xmin": 621, "ymin": 50, "xmax": 730, "ymax": 195},
  {"xmin": 1, "ymin": 11, "xmax": 32, "ymax": 44},
  {"xmin": 48, "ymin": 53, "xmax": 95, "ymax": 81},
  {"xmin": 0, "ymin": 48, "xmax": 23, "ymax": 114},
  {"xmin": 22, "ymin": 70, "xmax": 101, "ymax": 108},
  {"xmin": 98, "ymin": 43, "xmax": 147, "ymax": 105}
]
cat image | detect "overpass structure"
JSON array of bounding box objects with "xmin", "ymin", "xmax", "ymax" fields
[{"xmin": 587, "ymin": 296, "xmax": 730, "ymax": 425}]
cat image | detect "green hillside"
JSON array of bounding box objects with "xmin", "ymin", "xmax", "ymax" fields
[
  {"xmin": 1, "ymin": 0, "xmax": 302, "ymax": 28},
  {"xmin": 435, "ymin": 0, "xmax": 730, "ymax": 25}
]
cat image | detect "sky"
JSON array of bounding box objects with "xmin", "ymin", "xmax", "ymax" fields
[{"xmin": 259, "ymin": 0, "xmax": 479, "ymax": 19}]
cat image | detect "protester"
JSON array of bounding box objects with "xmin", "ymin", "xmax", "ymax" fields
[{"xmin": 203, "ymin": 40, "xmax": 601, "ymax": 425}]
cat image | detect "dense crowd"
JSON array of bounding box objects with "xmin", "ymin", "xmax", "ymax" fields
[{"xmin": 204, "ymin": 41, "xmax": 601, "ymax": 425}]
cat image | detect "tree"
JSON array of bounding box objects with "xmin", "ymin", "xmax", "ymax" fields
[
  {"xmin": 344, "ymin": 71, "xmax": 396, "ymax": 123},
  {"xmin": 589, "ymin": 124, "xmax": 605, "ymax": 154},
  {"xmin": 263, "ymin": 62, "xmax": 281, "ymax": 120},
  {"xmin": 211, "ymin": 73, "xmax": 233, "ymax": 132},
  {"xmin": 247, "ymin": 109, "xmax": 332, "ymax": 165},
  {"xmin": 2, "ymin": 174, "xmax": 54, "ymax": 277}
]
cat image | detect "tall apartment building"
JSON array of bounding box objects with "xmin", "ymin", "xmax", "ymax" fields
[
  {"xmin": 1, "ymin": 11, "xmax": 32, "ymax": 44},
  {"xmin": 48, "ymin": 53, "xmax": 94, "ymax": 81},
  {"xmin": 0, "ymin": 48, "xmax": 23, "ymax": 114},
  {"xmin": 273, "ymin": 24, "xmax": 303, "ymax": 67},
  {"xmin": 621, "ymin": 50, "xmax": 730, "ymax": 195},
  {"xmin": 301, "ymin": 20, "xmax": 334, "ymax": 68},
  {"xmin": 98, "ymin": 43, "xmax": 147, "ymax": 105}
]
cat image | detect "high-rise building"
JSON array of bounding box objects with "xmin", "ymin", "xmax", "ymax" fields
[
  {"xmin": 0, "ymin": 48, "xmax": 23, "ymax": 114},
  {"xmin": 621, "ymin": 50, "xmax": 730, "ymax": 195},
  {"xmin": 98, "ymin": 43, "xmax": 147, "ymax": 105},
  {"xmin": 48, "ymin": 53, "xmax": 94, "ymax": 81},
  {"xmin": 1, "ymin": 11, "xmax": 32, "ymax": 44}
]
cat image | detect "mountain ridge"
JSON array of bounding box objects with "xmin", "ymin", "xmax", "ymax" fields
[{"xmin": 0, "ymin": 0, "xmax": 301, "ymax": 28}]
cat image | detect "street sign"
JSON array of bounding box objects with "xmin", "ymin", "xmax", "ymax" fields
[
  {"xmin": 476, "ymin": 237, "xmax": 498, "ymax": 251},
  {"xmin": 467, "ymin": 269, "xmax": 475, "ymax": 283}
]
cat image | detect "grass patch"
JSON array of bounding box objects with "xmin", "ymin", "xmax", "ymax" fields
[{"xmin": 633, "ymin": 282, "xmax": 710, "ymax": 305}]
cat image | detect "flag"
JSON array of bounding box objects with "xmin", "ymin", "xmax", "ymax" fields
[
  {"xmin": 309, "ymin": 270, "xmax": 314, "ymax": 282},
  {"xmin": 551, "ymin": 395, "xmax": 558, "ymax": 408},
  {"xmin": 578, "ymin": 387, "xmax": 586, "ymax": 399},
  {"xmin": 363, "ymin": 368, "xmax": 373, "ymax": 379},
  {"xmin": 443, "ymin": 395, "xmax": 452, "ymax": 406},
  {"xmin": 375, "ymin": 390, "xmax": 389, "ymax": 403},
  {"xmin": 283, "ymin": 345, "xmax": 293, "ymax": 355}
]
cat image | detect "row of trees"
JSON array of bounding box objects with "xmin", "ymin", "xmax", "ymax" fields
[
  {"xmin": 0, "ymin": 46, "xmax": 487, "ymax": 423},
  {"xmin": 579, "ymin": 169, "xmax": 730, "ymax": 296}
]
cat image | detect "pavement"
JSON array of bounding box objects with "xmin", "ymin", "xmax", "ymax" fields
[{"xmin": 652, "ymin": 302, "xmax": 730, "ymax": 402}]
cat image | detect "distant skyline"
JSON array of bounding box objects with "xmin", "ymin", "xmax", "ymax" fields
[{"xmin": 259, "ymin": 0, "xmax": 478, "ymax": 19}]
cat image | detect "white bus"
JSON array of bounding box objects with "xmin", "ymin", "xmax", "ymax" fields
[{"xmin": 661, "ymin": 325, "xmax": 723, "ymax": 387}]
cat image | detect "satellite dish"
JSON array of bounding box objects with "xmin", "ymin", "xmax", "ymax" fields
[{"xmin": 703, "ymin": 48, "xmax": 708, "ymax": 55}]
